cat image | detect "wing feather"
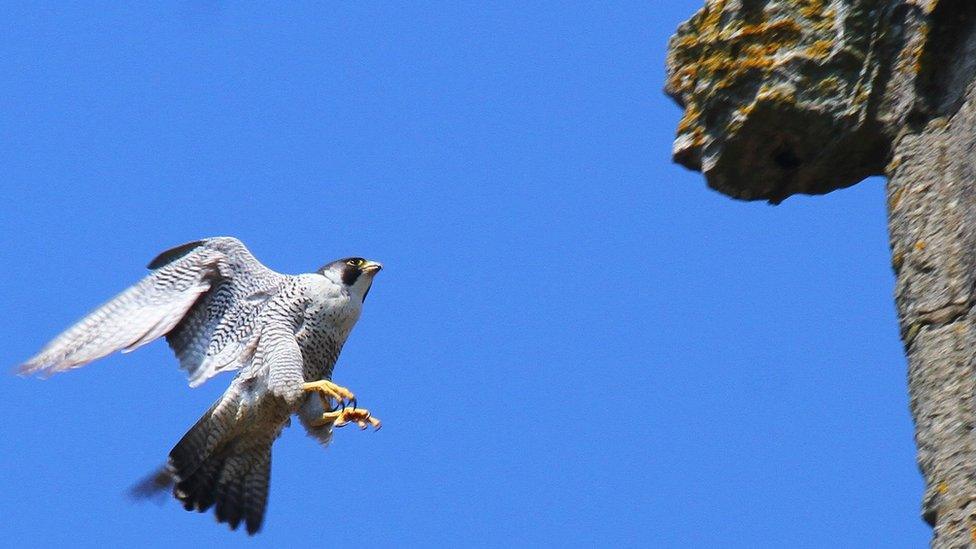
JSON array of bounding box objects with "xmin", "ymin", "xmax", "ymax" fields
[
  {"xmin": 122, "ymin": 291, "xmax": 209, "ymax": 353},
  {"xmin": 18, "ymin": 236, "xmax": 283, "ymax": 384}
]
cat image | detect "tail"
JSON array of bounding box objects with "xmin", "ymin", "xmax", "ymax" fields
[{"xmin": 166, "ymin": 402, "xmax": 274, "ymax": 535}]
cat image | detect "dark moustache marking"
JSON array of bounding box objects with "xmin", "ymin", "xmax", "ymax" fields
[{"xmin": 341, "ymin": 263, "xmax": 361, "ymax": 286}]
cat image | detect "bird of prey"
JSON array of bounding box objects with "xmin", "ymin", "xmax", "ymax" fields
[{"xmin": 18, "ymin": 237, "xmax": 383, "ymax": 535}]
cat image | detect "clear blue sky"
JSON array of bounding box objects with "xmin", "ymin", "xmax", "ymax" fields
[{"xmin": 0, "ymin": 2, "xmax": 928, "ymax": 547}]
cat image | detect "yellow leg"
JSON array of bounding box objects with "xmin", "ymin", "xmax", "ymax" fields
[
  {"xmin": 302, "ymin": 379, "xmax": 356, "ymax": 409},
  {"xmin": 309, "ymin": 407, "xmax": 382, "ymax": 430}
]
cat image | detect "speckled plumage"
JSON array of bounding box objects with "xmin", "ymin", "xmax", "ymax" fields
[{"xmin": 19, "ymin": 237, "xmax": 382, "ymax": 535}]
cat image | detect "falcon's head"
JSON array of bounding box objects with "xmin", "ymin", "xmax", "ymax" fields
[{"xmin": 319, "ymin": 257, "xmax": 383, "ymax": 302}]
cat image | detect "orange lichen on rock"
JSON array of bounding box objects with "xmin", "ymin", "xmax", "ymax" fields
[
  {"xmin": 669, "ymin": 15, "xmax": 805, "ymax": 96},
  {"xmin": 664, "ymin": 0, "xmax": 898, "ymax": 202},
  {"xmin": 676, "ymin": 103, "xmax": 701, "ymax": 134},
  {"xmin": 798, "ymin": 0, "xmax": 833, "ymax": 22},
  {"xmin": 736, "ymin": 18, "xmax": 802, "ymax": 41},
  {"xmin": 805, "ymin": 39, "xmax": 834, "ymax": 59}
]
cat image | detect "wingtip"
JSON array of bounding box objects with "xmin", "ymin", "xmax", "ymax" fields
[
  {"xmin": 14, "ymin": 359, "xmax": 61, "ymax": 379},
  {"xmin": 13, "ymin": 361, "xmax": 42, "ymax": 378}
]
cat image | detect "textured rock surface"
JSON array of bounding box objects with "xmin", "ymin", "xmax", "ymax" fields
[
  {"xmin": 889, "ymin": 82, "xmax": 976, "ymax": 548},
  {"xmin": 669, "ymin": 1, "xmax": 976, "ymax": 546},
  {"xmin": 665, "ymin": 0, "xmax": 933, "ymax": 203}
]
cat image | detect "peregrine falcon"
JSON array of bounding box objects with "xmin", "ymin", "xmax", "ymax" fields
[{"xmin": 18, "ymin": 237, "xmax": 383, "ymax": 534}]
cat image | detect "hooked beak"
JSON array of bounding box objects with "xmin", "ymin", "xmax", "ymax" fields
[{"xmin": 361, "ymin": 260, "xmax": 383, "ymax": 274}]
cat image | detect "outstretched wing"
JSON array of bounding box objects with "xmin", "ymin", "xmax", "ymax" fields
[{"xmin": 18, "ymin": 237, "xmax": 283, "ymax": 384}]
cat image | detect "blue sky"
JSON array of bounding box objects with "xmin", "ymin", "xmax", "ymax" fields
[{"xmin": 0, "ymin": 2, "xmax": 928, "ymax": 547}]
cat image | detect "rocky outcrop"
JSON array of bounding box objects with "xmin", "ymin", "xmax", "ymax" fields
[
  {"xmin": 665, "ymin": 0, "xmax": 961, "ymax": 204},
  {"xmin": 668, "ymin": 2, "xmax": 976, "ymax": 546}
]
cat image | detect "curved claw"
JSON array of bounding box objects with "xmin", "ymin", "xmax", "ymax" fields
[{"xmin": 330, "ymin": 408, "xmax": 382, "ymax": 431}]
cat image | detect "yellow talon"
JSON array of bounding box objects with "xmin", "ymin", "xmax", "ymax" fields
[
  {"xmin": 309, "ymin": 407, "xmax": 382, "ymax": 430},
  {"xmin": 302, "ymin": 379, "xmax": 356, "ymax": 409},
  {"xmin": 303, "ymin": 379, "xmax": 381, "ymax": 430}
]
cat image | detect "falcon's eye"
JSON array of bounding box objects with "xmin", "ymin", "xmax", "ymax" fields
[{"xmin": 346, "ymin": 258, "xmax": 363, "ymax": 267}]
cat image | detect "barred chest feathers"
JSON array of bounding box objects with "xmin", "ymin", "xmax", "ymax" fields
[{"xmin": 295, "ymin": 273, "xmax": 363, "ymax": 380}]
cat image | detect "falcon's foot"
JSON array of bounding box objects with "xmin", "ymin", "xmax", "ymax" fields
[
  {"xmin": 310, "ymin": 407, "xmax": 382, "ymax": 430},
  {"xmin": 303, "ymin": 379, "xmax": 382, "ymax": 430},
  {"xmin": 302, "ymin": 379, "xmax": 357, "ymax": 409}
]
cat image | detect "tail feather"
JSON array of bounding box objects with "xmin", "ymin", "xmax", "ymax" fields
[
  {"xmin": 214, "ymin": 458, "xmax": 246, "ymax": 530},
  {"xmin": 205, "ymin": 447, "xmax": 271, "ymax": 534},
  {"xmin": 166, "ymin": 396, "xmax": 275, "ymax": 535},
  {"xmin": 243, "ymin": 459, "xmax": 271, "ymax": 534},
  {"xmin": 168, "ymin": 401, "xmax": 228, "ymax": 482},
  {"xmin": 176, "ymin": 452, "xmax": 226, "ymax": 512}
]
